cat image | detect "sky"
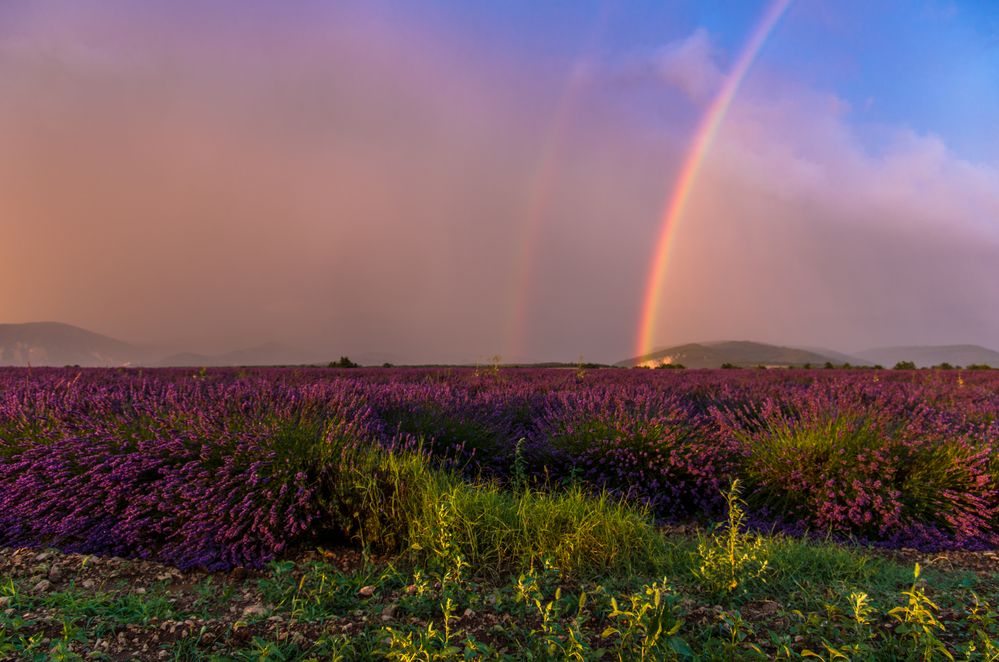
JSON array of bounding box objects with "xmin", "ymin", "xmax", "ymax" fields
[{"xmin": 1, "ymin": 0, "xmax": 997, "ymax": 363}]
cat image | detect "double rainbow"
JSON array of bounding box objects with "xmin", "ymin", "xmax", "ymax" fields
[{"xmin": 635, "ymin": 0, "xmax": 794, "ymax": 359}]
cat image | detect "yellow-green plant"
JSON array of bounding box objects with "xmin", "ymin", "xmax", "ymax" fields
[
  {"xmin": 888, "ymin": 563, "xmax": 953, "ymax": 661},
  {"xmin": 382, "ymin": 620, "xmax": 459, "ymax": 662},
  {"xmin": 848, "ymin": 591, "xmax": 873, "ymax": 626},
  {"xmin": 800, "ymin": 643, "xmax": 851, "ymax": 660},
  {"xmin": 601, "ymin": 578, "xmax": 690, "ymax": 661},
  {"xmin": 965, "ymin": 594, "xmax": 999, "ymax": 661},
  {"xmin": 716, "ymin": 609, "xmax": 765, "ymax": 659},
  {"xmin": 514, "ymin": 561, "xmax": 589, "ymax": 660},
  {"xmin": 693, "ymin": 480, "xmax": 770, "ymax": 597}
]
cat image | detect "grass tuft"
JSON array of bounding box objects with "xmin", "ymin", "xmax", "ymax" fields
[{"xmin": 323, "ymin": 446, "xmax": 665, "ymax": 580}]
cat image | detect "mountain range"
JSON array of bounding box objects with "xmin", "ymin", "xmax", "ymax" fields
[
  {"xmin": 0, "ymin": 322, "xmax": 145, "ymax": 367},
  {"xmin": 854, "ymin": 345, "xmax": 999, "ymax": 369},
  {"xmin": 616, "ymin": 340, "xmax": 999, "ymax": 369},
  {"xmin": 0, "ymin": 322, "xmax": 323, "ymax": 367},
  {"xmin": 2, "ymin": 322, "xmax": 997, "ymax": 368}
]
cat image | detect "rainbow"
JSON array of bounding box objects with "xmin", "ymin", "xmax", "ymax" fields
[
  {"xmin": 505, "ymin": 67, "xmax": 587, "ymax": 360},
  {"xmin": 635, "ymin": 0, "xmax": 794, "ymax": 360},
  {"xmin": 506, "ymin": 4, "xmax": 612, "ymax": 361}
]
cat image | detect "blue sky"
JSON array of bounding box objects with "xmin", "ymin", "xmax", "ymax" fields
[{"xmin": 403, "ymin": 0, "xmax": 998, "ymax": 162}]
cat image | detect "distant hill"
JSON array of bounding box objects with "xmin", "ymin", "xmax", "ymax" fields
[
  {"xmin": 0, "ymin": 322, "xmax": 148, "ymax": 366},
  {"xmin": 856, "ymin": 345, "xmax": 999, "ymax": 368},
  {"xmin": 616, "ymin": 341, "xmax": 851, "ymax": 369},
  {"xmin": 156, "ymin": 342, "xmax": 320, "ymax": 367},
  {"xmin": 798, "ymin": 346, "xmax": 871, "ymax": 367},
  {"xmin": 0, "ymin": 322, "xmax": 326, "ymax": 367}
]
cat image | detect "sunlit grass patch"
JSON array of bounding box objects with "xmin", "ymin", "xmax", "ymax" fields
[{"xmin": 323, "ymin": 445, "xmax": 666, "ymax": 580}]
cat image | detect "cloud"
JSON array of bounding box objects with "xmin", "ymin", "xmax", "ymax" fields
[
  {"xmin": 642, "ymin": 30, "xmax": 999, "ymax": 350},
  {"xmin": 649, "ymin": 29, "xmax": 723, "ymax": 103}
]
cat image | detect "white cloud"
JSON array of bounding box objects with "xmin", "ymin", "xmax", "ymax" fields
[{"xmin": 649, "ymin": 29, "xmax": 723, "ymax": 103}]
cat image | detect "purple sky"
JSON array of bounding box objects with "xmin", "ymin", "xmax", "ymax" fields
[{"xmin": 2, "ymin": 1, "xmax": 997, "ymax": 363}]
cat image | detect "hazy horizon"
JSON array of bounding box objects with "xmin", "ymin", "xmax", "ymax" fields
[{"xmin": 3, "ymin": 1, "xmax": 998, "ymax": 364}]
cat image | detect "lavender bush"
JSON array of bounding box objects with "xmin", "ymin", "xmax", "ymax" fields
[{"xmin": 0, "ymin": 366, "xmax": 997, "ymax": 569}]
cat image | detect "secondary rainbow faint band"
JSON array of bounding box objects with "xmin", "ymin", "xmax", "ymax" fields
[
  {"xmin": 506, "ymin": 3, "xmax": 612, "ymax": 361},
  {"xmin": 504, "ymin": 65, "xmax": 589, "ymax": 361},
  {"xmin": 635, "ymin": 0, "xmax": 794, "ymax": 360}
]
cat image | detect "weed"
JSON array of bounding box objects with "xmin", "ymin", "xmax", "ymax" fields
[
  {"xmin": 887, "ymin": 563, "xmax": 954, "ymax": 661},
  {"xmin": 515, "ymin": 561, "xmax": 590, "ymax": 659},
  {"xmin": 693, "ymin": 480, "xmax": 770, "ymax": 598},
  {"xmin": 511, "ymin": 437, "xmax": 528, "ymax": 493},
  {"xmin": 601, "ymin": 578, "xmax": 691, "ymax": 660}
]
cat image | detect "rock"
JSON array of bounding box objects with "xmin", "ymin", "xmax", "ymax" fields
[
  {"xmin": 242, "ymin": 604, "xmax": 267, "ymax": 618},
  {"xmin": 757, "ymin": 600, "xmax": 779, "ymax": 617},
  {"xmin": 358, "ymin": 585, "xmax": 376, "ymax": 598},
  {"xmin": 82, "ymin": 580, "xmax": 95, "ymax": 589},
  {"xmin": 135, "ymin": 587, "xmax": 146, "ymax": 595},
  {"xmin": 381, "ymin": 604, "xmax": 397, "ymax": 621},
  {"xmin": 34, "ymin": 552, "xmax": 52, "ymax": 562},
  {"xmin": 32, "ymin": 579, "xmax": 51, "ymax": 593},
  {"xmin": 0, "ymin": 596, "xmax": 9, "ymax": 607},
  {"xmin": 48, "ymin": 565, "xmax": 63, "ymax": 582}
]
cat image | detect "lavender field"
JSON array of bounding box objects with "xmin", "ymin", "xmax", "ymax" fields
[{"xmin": 1, "ymin": 367, "xmax": 997, "ymax": 571}]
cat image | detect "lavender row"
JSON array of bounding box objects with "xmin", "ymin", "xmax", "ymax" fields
[{"xmin": 1, "ymin": 367, "xmax": 997, "ymax": 568}]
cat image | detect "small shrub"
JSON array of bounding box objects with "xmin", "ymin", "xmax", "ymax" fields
[
  {"xmin": 537, "ymin": 393, "xmax": 739, "ymax": 518},
  {"xmin": 727, "ymin": 384, "xmax": 998, "ymax": 546}
]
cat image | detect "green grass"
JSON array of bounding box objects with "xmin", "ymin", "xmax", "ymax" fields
[
  {"xmin": 5, "ymin": 450, "xmax": 999, "ymax": 660},
  {"xmin": 324, "ymin": 445, "xmax": 666, "ymax": 580},
  {"xmin": 5, "ymin": 535, "xmax": 999, "ymax": 660},
  {"xmin": 407, "ymin": 480, "xmax": 666, "ymax": 580}
]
